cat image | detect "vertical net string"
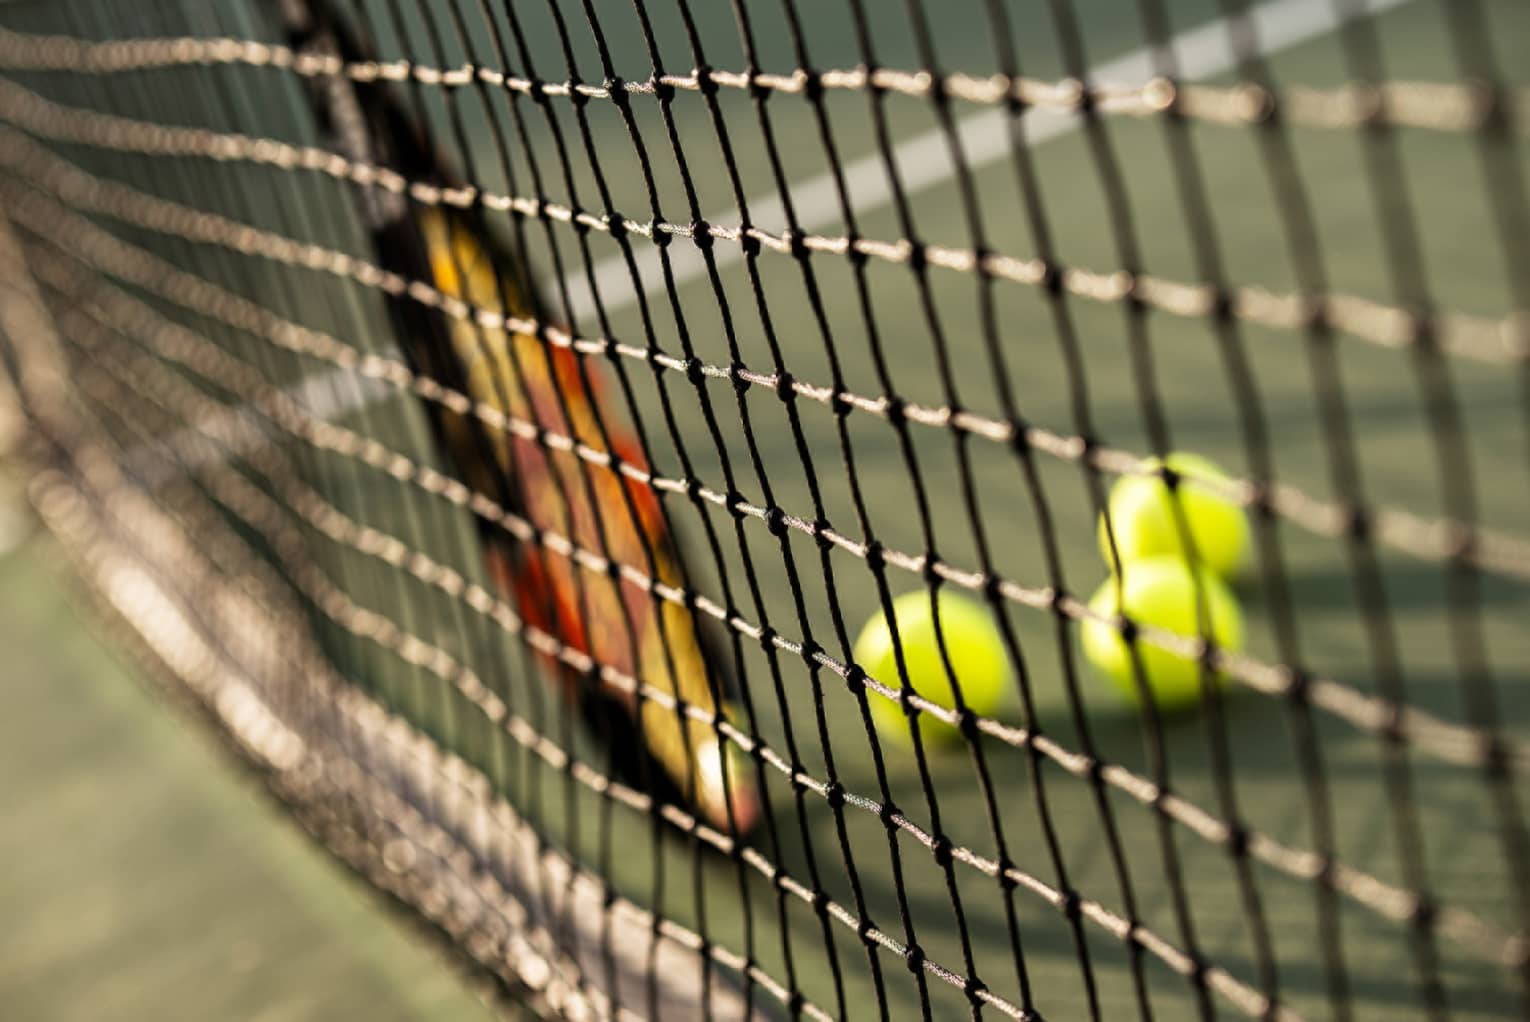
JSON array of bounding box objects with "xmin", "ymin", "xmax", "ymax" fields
[
  {"xmin": 1328, "ymin": 8, "xmax": 1530, "ymax": 1009},
  {"xmin": 1216, "ymin": 2, "xmax": 1465, "ymax": 1016},
  {"xmin": 1436, "ymin": 6, "xmax": 1530, "ymax": 1004}
]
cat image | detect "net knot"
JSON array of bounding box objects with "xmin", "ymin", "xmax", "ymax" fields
[
  {"xmin": 1224, "ymin": 822, "xmax": 1250, "ymax": 858},
  {"xmin": 1285, "ymin": 667, "xmax": 1312, "ymax": 705},
  {"xmin": 824, "ymin": 779, "xmax": 846, "ymax": 809},
  {"xmin": 757, "ymin": 625, "xmax": 778, "ymax": 653},
  {"xmin": 1375, "ymin": 699, "xmax": 1406, "ymax": 747},
  {"xmin": 801, "ymin": 69, "xmax": 824, "ymax": 102},
  {"xmin": 920, "ymin": 555, "xmax": 942, "ymax": 585},
  {"xmin": 694, "ymin": 65, "xmax": 719, "ymax": 97},
  {"xmin": 878, "ymin": 799, "xmax": 900, "ymax": 827},
  {"xmin": 1246, "ymin": 482, "xmax": 1273, "ymax": 522},
  {"xmin": 846, "ymin": 233, "xmax": 868, "ymax": 268},
  {"xmin": 604, "ymin": 76, "xmax": 629, "ymax": 109},
  {"xmin": 1059, "ymin": 887, "xmax": 1082, "ymax": 921},
  {"xmin": 799, "ymin": 639, "xmax": 823, "ymax": 665},
  {"xmin": 904, "ymin": 240, "xmax": 927, "ymax": 273},
  {"xmin": 864, "ymin": 540, "xmax": 885, "ymax": 571},
  {"xmin": 1482, "ymin": 737, "xmax": 1510, "ymax": 779},
  {"xmin": 903, "ymin": 942, "xmax": 926, "ymax": 974},
  {"xmin": 724, "ymin": 488, "xmax": 747, "ymax": 517},
  {"xmin": 651, "ymin": 76, "xmax": 675, "ymax": 103},
  {"xmin": 930, "ymin": 834, "xmax": 953, "ymax": 868},
  {"xmin": 1409, "ymin": 314, "xmax": 1438, "ymax": 352},
  {"xmin": 565, "ymin": 80, "xmax": 590, "ymax": 109},
  {"xmin": 1343, "ymin": 504, "xmax": 1372, "ymax": 542},
  {"xmin": 764, "ymin": 505, "xmax": 787, "ymax": 537},
  {"xmin": 691, "ymin": 220, "xmax": 714, "ymax": 252},
  {"xmin": 1301, "ymin": 294, "xmax": 1330, "ymax": 334},
  {"xmin": 1208, "ymin": 285, "xmax": 1234, "ymax": 322},
  {"xmin": 683, "ymin": 356, "xmax": 706, "ymax": 387},
  {"xmin": 1082, "ymin": 755, "xmax": 1104, "ymax": 787},
  {"xmin": 728, "ymin": 359, "xmax": 750, "ymax": 394},
  {"xmin": 812, "ymin": 517, "xmax": 835, "ymax": 551},
  {"xmin": 1037, "ymin": 258, "xmax": 1062, "ymax": 296}
]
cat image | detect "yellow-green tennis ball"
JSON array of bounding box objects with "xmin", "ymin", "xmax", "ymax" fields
[
  {"xmin": 853, "ymin": 590, "xmax": 1010, "ymax": 746},
  {"xmin": 1080, "ymin": 557, "xmax": 1245, "ymax": 713},
  {"xmin": 1097, "ymin": 452, "xmax": 1250, "ymax": 579}
]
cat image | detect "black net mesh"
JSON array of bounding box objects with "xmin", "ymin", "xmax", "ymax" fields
[{"xmin": 0, "ymin": 1, "xmax": 1527, "ymax": 1019}]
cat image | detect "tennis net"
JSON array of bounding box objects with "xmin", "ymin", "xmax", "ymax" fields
[{"xmin": 0, "ymin": 0, "xmax": 1527, "ymax": 1019}]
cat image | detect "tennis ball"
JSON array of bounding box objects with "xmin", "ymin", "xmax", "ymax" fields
[
  {"xmin": 853, "ymin": 590, "xmax": 1010, "ymax": 746},
  {"xmin": 1097, "ymin": 452, "xmax": 1250, "ymax": 580},
  {"xmin": 1080, "ymin": 557, "xmax": 1245, "ymax": 713}
]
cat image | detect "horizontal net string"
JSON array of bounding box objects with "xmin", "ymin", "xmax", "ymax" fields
[
  {"xmin": 0, "ymin": 73, "xmax": 1523, "ymax": 368},
  {"xmin": 0, "ymin": 24, "xmax": 1524, "ymax": 139},
  {"xmin": 4, "ymin": 122, "xmax": 1525, "ymax": 601},
  {"xmin": 27, "ymin": 231, "xmax": 1525, "ymax": 979},
  {"xmin": 9, "ymin": 175, "xmax": 1518, "ymax": 795}
]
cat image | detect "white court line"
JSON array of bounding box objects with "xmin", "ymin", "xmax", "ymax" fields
[
  {"xmin": 121, "ymin": 0, "xmax": 1412, "ymax": 474},
  {"xmin": 121, "ymin": 364, "xmax": 397, "ymax": 488},
  {"xmin": 558, "ymin": 0, "xmax": 1414, "ymax": 320}
]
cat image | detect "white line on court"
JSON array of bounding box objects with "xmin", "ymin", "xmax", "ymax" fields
[
  {"xmin": 122, "ymin": 0, "xmax": 1413, "ymax": 473},
  {"xmin": 557, "ymin": 0, "xmax": 1414, "ymax": 320},
  {"xmin": 121, "ymin": 364, "xmax": 397, "ymax": 488}
]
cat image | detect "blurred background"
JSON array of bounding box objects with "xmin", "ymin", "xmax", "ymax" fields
[{"xmin": 0, "ymin": 450, "xmax": 503, "ymax": 1021}]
